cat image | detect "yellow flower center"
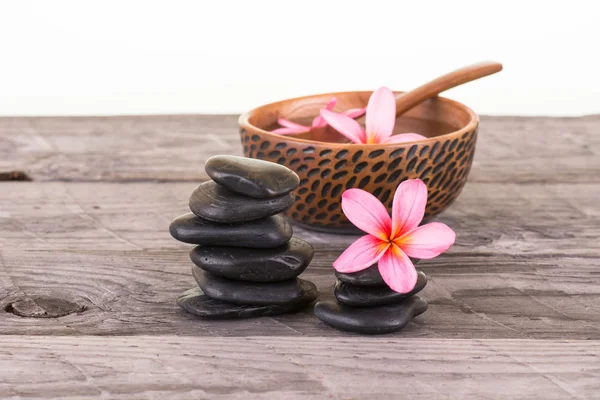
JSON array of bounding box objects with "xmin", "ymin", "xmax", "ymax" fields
[
  {"xmin": 392, "ymin": 233, "xmax": 411, "ymax": 250},
  {"xmin": 366, "ymin": 131, "xmax": 378, "ymax": 144}
]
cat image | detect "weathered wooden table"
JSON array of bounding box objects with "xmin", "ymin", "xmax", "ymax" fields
[{"xmin": 0, "ymin": 115, "xmax": 598, "ymax": 399}]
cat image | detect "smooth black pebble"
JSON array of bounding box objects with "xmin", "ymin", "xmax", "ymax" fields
[
  {"xmin": 314, "ymin": 296, "xmax": 428, "ymax": 334},
  {"xmin": 189, "ymin": 180, "xmax": 295, "ymax": 223},
  {"xmin": 334, "ymin": 271, "xmax": 427, "ymax": 307},
  {"xmin": 205, "ymin": 155, "xmax": 300, "ymax": 198},
  {"xmin": 177, "ymin": 286, "xmax": 317, "ymax": 319},
  {"xmin": 169, "ymin": 213, "xmax": 292, "ymax": 248},
  {"xmin": 193, "ymin": 267, "xmax": 310, "ymax": 306},
  {"xmin": 335, "ymin": 259, "xmax": 420, "ymax": 286},
  {"xmin": 190, "ymin": 237, "xmax": 313, "ymax": 282}
]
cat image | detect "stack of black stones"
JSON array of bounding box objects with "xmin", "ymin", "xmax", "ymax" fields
[
  {"xmin": 314, "ymin": 263, "xmax": 429, "ymax": 334},
  {"xmin": 170, "ymin": 155, "xmax": 317, "ymax": 319}
]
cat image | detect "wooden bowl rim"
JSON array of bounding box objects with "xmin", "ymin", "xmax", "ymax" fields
[{"xmin": 238, "ymin": 90, "xmax": 479, "ymax": 147}]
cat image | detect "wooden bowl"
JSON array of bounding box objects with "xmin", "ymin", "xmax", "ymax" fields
[{"xmin": 238, "ymin": 91, "xmax": 478, "ymax": 233}]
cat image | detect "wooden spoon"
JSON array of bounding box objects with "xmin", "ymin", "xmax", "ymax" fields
[
  {"xmin": 287, "ymin": 61, "xmax": 502, "ymax": 143},
  {"xmin": 395, "ymin": 61, "xmax": 503, "ymax": 117}
]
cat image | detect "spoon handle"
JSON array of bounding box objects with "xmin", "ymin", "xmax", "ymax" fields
[{"xmin": 395, "ymin": 61, "xmax": 503, "ymax": 116}]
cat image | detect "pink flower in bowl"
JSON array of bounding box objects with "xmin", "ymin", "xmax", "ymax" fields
[
  {"xmin": 333, "ymin": 179, "xmax": 455, "ymax": 293},
  {"xmin": 321, "ymin": 86, "xmax": 427, "ymax": 144},
  {"xmin": 272, "ymin": 97, "xmax": 365, "ymax": 135}
]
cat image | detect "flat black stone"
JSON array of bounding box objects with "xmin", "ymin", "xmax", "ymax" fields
[
  {"xmin": 189, "ymin": 180, "xmax": 295, "ymax": 223},
  {"xmin": 335, "ymin": 259, "xmax": 420, "ymax": 286},
  {"xmin": 334, "ymin": 271, "xmax": 427, "ymax": 307},
  {"xmin": 205, "ymin": 155, "xmax": 300, "ymax": 199},
  {"xmin": 190, "ymin": 238, "xmax": 313, "ymax": 282},
  {"xmin": 314, "ymin": 296, "xmax": 428, "ymax": 334},
  {"xmin": 193, "ymin": 267, "xmax": 310, "ymax": 306},
  {"xmin": 177, "ymin": 284, "xmax": 317, "ymax": 319},
  {"xmin": 169, "ymin": 213, "xmax": 292, "ymax": 248}
]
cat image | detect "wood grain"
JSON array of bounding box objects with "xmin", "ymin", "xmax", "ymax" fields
[
  {"xmin": 1, "ymin": 115, "xmax": 598, "ymax": 183},
  {"xmin": 0, "ymin": 336, "xmax": 598, "ymax": 399},
  {"xmin": 0, "ymin": 181, "xmax": 598, "ymax": 338},
  {"xmin": 0, "ymin": 114, "xmax": 599, "ymax": 398}
]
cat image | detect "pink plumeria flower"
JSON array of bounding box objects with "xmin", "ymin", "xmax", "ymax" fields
[
  {"xmin": 272, "ymin": 97, "xmax": 365, "ymax": 135},
  {"xmin": 320, "ymin": 86, "xmax": 428, "ymax": 144},
  {"xmin": 333, "ymin": 179, "xmax": 455, "ymax": 293}
]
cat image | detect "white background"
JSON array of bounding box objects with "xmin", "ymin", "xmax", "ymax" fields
[{"xmin": 0, "ymin": 0, "xmax": 598, "ymax": 116}]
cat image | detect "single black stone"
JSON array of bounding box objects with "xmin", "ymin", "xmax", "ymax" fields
[
  {"xmin": 190, "ymin": 237, "xmax": 313, "ymax": 282},
  {"xmin": 334, "ymin": 271, "xmax": 427, "ymax": 307},
  {"xmin": 177, "ymin": 284, "xmax": 317, "ymax": 319},
  {"xmin": 169, "ymin": 213, "xmax": 292, "ymax": 248},
  {"xmin": 335, "ymin": 259, "xmax": 420, "ymax": 286},
  {"xmin": 314, "ymin": 296, "xmax": 428, "ymax": 334},
  {"xmin": 205, "ymin": 155, "xmax": 300, "ymax": 199},
  {"xmin": 189, "ymin": 180, "xmax": 295, "ymax": 223},
  {"xmin": 193, "ymin": 267, "xmax": 310, "ymax": 306}
]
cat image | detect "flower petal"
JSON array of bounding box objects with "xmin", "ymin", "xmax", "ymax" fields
[
  {"xmin": 311, "ymin": 115, "xmax": 325, "ymax": 128},
  {"xmin": 272, "ymin": 127, "xmax": 307, "ymax": 135},
  {"xmin": 277, "ymin": 118, "xmax": 310, "ymax": 132},
  {"xmin": 320, "ymin": 109, "xmax": 366, "ymax": 144},
  {"xmin": 391, "ymin": 179, "xmax": 428, "ymax": 239},
  {"xmin": 343, "ymin": 107, "xmax": 366, "ymax": 119},
  {"xmin": 366, "ymin": 86, "xmax": 396, "ymax": 143},
  {"xmin": 312, "ymin": 97, "xmax": 338, "ymax": 128},
  {"xmin": 378, "ymin": 244, "xmax": 418, "ymax": 293},
  {"xmin": 397, "ymin": 222, "xmax": 456, "ymax": 259},
  {"xmin": 341, "ymin": 188, "xmax": 392, "ymax": 240},
  {"xmin": 384, "ymin": 133, "xmax": 428, "ymax": 144},
  {"xmin": 324, "ymin": 97, "xmax": 338, "ymax": 111},
  {"xmin": 333, "ymin": 235, "xmax": 390, "ymax": 273}
]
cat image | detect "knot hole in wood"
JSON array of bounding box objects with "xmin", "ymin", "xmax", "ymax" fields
[
  {"xmin": 5, "ymin": 296, "xmax": 86, "ymax": 318},
  {"xmin": 0, "ymin": 171, "xmax": 32, "ymax": 181}
]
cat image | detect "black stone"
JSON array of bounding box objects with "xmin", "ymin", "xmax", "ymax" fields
[
  {"xmin": 314, "ymin": 296, "xmax": 428, "ymax": 334},
  {"xmin": 177, "ymin": 284, "xmax": 317, "ymax": 319},
  {"xmin": 190, "ymin": 238, "xmax": 313, "ymax": 282},
  {"xmin": 205, "ymin": 155, "xmax": 300, "ymax": 199},
  {"xmin": 169, "ymin": 213, "xmax": 292, "ymax": 248},
  {"xmin": 335, "ymin": 259, "xmax": 420, "ymax": 286},
  {"xmin": 193, "ymin": 267, "xmax": 310, "ymax": 306},
  {"xmin": 189, "ymin": 180, "xmax": 295, "ymax": 223},
  {"xmin": 334, "ymin": 271, "xmax": 427, "ymax": 307}
]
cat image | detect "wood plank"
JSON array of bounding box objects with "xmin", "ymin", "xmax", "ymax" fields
[
  {"xmin": 0, "ymin": 181, "xmax": 598, "ymax": 338},
  {"xmin": 0, "ymin": 115, "xmax": 241, "ymax": 182},
  {"xmin": 1, "ymin": 115, "xmax": 598, "ymax": 183},
  {"xmin": 0, "ymin": 336, "xmax": 598, "ymax": 399},
  {"xmin": 471, "ymin": 115, "xmax": 600, "ymax": 184}
]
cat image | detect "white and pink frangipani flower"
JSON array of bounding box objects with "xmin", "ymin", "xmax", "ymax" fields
[
  {"xmin": 320, "ymin": 86, "xmax": 428, "ymax": 144},
  {"xmin": 333, "ymin": 179, "xmax": 455, "ymax": 293},
  {"xmin": 272, "ymin": 97, "xmax": 365, "ymax": 135}
]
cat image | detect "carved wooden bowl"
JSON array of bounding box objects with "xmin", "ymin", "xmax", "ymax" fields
[{"xmin": 238, "ymin": 91, "xmax": 478, "ymax": 233}]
